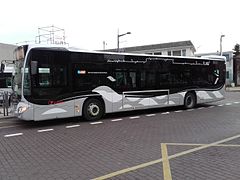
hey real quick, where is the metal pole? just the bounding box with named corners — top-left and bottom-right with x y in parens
top-left (117, 29), bottom-right (120, 52)
top-left (117, 30), bottom-right (131, 52)
top-left (220, 35), bottom-right (225, 56)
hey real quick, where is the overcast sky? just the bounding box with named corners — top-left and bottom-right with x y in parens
top-left (0, 0), bottom-right (239, 53)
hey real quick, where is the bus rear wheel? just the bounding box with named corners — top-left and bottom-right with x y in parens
top-left (184, 92), bottom-right (196, 109)
top-left (83, 98), bottom-right (104, 121)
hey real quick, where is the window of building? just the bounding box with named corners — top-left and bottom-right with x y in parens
top-left (168, 51), bottom-right (172, 56)
top-left (226, 71), bottom-right (230, 79)
top-left (182, 49), bottom-right (186, 56)
top-left (154, 52), bottom-right (162, 55)
top-left (173, 50), bottom-right (181, 56)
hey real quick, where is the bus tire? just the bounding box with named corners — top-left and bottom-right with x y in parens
top-left (83, 98), bottom-right (104, 121)
top-left (184, 92), bottom-right (196, 109)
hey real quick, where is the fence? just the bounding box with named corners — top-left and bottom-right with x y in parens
top-left (0, 91), bottom-right (15, 116)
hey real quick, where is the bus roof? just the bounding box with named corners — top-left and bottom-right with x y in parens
top-left (24, 44), bottom-right (226, 62)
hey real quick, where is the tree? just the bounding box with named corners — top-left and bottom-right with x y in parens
top-left (233, 43), bottom-right (240, 57)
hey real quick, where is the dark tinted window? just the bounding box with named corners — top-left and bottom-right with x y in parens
top-left (25, 49), bottom-right (69, 104)
top-left (0, 73), bottom-right (12, 88)
top-left (71, 52), bottom-right (110, 93)
top-left (114, 71), bottom-right (136, 91)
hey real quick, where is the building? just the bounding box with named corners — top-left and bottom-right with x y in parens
top-left (233, 54), bottom-right (240, 86)
top-left (0, 43), bottom-right (17, 61)
top-left (196, 51), bottom-right (234, 86)
top-left (105, 40), bottom-right (196, 57)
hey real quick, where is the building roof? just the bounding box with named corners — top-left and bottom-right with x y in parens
top-left (105, 40), bottom-right (196, 53)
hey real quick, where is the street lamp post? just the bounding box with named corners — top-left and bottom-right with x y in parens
top-left (220, 34), bottom-right (225, 56)
top-left (117, 30), bottom-right (131, 52)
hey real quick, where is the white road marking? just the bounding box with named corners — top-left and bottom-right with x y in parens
top-left (225, 103), bottom-right (232, 106)
top-left (90, 121), bottom-right (103, 125)
top-left (218, 104), bottom-right (224, 107)
top-left (0, 125), bottom-right (20, 129)
top-left (0, 121), bottom-right (13, 124)
top-left (197, 107), bottom-right (205, 110)
top-left (4, 133), bottom-right (23, 137)
top-left (208, 106), bottom-right (215, 108)
top-left (161, 112), bottom-right (170, 115)
top-left (174, 110), bottom-right (183, 113)
top-left (146, 114), bottom-right (156, 117)
top-left (111, 119), bottom-right (123, 122)
top-left (186, 109), bottom-right (194, 111)
top-left (234, 102), bottom-right (240, 104)
top-left (130, 116), bottom-right (140, 119)
top-left (66, 124), bottom-right (80, 128)
top-left (37, 129), bottom-right (54, 133)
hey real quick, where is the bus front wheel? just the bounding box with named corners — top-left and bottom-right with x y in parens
top-left (184, 92), bottom-right (196, 109)
top-left (83, 98), bottom-right (104, 121)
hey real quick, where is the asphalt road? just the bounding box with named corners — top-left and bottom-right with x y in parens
top-left (0, 92), bottom-right (240, 180)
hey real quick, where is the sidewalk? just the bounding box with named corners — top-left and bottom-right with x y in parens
top-left (226, 86), bottom-right (240, 92)
top-left (0, 107), bottom-right (14, 119)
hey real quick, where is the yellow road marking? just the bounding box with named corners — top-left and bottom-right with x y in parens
top-left (167, 134), bottom-right (240, 160)
top-left (92, 158), bottom-right (163, 180)
top-left (93, 134), bottom-right (240, 180)
top-left (161, 143), bottom-right (172, 180)
top-left (166, 143), bottom-right (240, 147)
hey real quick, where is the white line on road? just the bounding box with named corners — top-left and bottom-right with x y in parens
top-left (66, 124), bottom-right (80, 128)
top-left (174, 110), bottom-right (183, 113)
top-left (225, 103), bottom-right (232, 106)
top-left (4, 133), bottom-right (23, 137)
top-left (146, 114), bottom-right (156, 117)
top-left (186, 109), bottom-right (194, 111)
top-left (90, 121), bottom-right (103, 125)
top-left (37, 129), bottom-right (54, 133)
top-left (0, 125), bottom-right (20, 129)
top-left (197, 107), bottom-right (205, 110)
top-left (111, 119), bottom-right (123, 122)
top-left (161, 112), bottom-right (170, 115)
top-left (0, 121), bottom-right (13, 124)
top-left (130, 116), bottom-right (140, 119)
top-left (218, 104), bottom-right (224, 107)
top-left (234, 102), bottom-right (240, 104)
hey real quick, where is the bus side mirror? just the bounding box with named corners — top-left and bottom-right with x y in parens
top-left (0, 63), bottom-right (5, 73)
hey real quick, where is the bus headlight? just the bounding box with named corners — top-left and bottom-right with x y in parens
top-left (18, 106), bottom-right (28, 114)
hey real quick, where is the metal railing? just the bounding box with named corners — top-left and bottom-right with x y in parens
top-left (0, 91), bottom-right (18, 116)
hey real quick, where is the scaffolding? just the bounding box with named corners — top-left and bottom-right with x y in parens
top-left (35, 25), bottom-right (67, 45)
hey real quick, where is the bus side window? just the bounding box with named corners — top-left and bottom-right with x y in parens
top-left (129, 72), bottom-right (136, 88)
top-left (115, 72), bottom-right (125, 88)
top-left (115, 71), bottom-right (136, 91)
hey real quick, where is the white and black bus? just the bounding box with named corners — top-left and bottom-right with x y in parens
top-left (13, 45), bottom-right (226, 121)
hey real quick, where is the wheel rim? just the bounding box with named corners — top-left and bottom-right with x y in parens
top-left (87, 103), bottom-right (100, 117)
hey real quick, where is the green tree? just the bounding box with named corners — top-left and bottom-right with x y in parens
top-left (233, 43), bottom-right (240, 57)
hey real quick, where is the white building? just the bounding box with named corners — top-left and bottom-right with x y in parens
top-left (105, 40), bottom-right (196, 57)
top-left (0, 43), bottom-right (17, 61)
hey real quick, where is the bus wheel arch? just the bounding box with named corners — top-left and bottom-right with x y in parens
top-left (82, 97), bottom-right (105, 121)
top-left (184, 91), bottom-right (196, 109)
